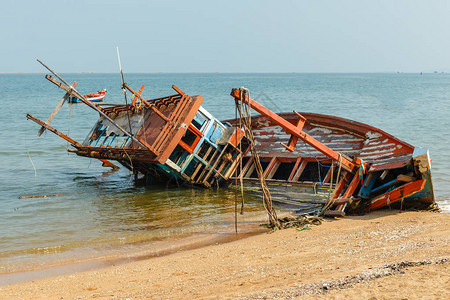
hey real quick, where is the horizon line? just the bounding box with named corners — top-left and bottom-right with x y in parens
top-left (0, 71), bottom-right (448, 75)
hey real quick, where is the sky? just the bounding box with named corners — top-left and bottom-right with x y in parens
top-left (1, 0), bottom-right (449, 73)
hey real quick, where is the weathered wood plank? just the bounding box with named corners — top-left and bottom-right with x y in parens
top-left (397, 174), bottom-right (415, 182)
top-left (27, 113), bottom-right (82, 147)
top-left (288, 157), bottom-right (302, 181)
top-left (324, 209), bottom-right (346, 217)
top-left (292, 160), bottom-right (308, 181)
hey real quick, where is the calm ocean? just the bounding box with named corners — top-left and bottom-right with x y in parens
top-left (0, 73), bottom-right (449, 276)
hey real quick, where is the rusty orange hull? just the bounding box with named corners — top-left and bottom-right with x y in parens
top-left (226, 110), bottom-right (435, 215)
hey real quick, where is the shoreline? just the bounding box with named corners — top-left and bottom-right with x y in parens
top-left (0, 210), bottom-right (448, 298)
top-left (0, 222), bottom-right (268, 286)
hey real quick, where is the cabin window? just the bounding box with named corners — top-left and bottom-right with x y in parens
top-left (197, 141), bottom-right (216, 162)
top-left (178, 124), bottom-right (202, 153)
top-left (169, 145), bottom-right (190, 166)
top-left (208, 121), bottom-right (225, 144)
top-left (192, 111), bottom-right (208, 131)
top-left (183, 158), bottom-right (201, 178)
top-left (182, 129), bottom-right (197, 146)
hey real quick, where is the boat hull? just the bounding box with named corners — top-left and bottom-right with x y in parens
top-left (68, 91), bottom-right (107, 103)
top-left (226, 112), bottom-right (435, 215)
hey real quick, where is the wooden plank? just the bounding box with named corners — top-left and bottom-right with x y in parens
top-left (131, 84), bottom-right (145, 106)
top-left (292, 160), bottom-right (308, 181)
top-left (197, 146), bottom-right (221, 181)
top-left (358, 173), bottom-right (378, 198)
top-left (190, 161), bottom-right (204, 181)
top-left (244, 163), bottom-right (256, 178)
top-left (324, 210), bottom-right (346, 217)
top-left (370, 179), bottom-right (426, 210)
top-left (263, 157), bottom-right (277, 179)
top-left (333, 197), bottom-right (353, 205)
top-left (27, 113), bottom-right (82, 147)
top-left (224, 154), bottom-right (242, 179)
top-left (202, 145), bottom-right (229, 184)
top-left (38, 81), bottom-right (78, 136)
top-left (364, 173), bottom-right (374, 187)
top-left (216, 161), bottom-right (226, 174)
top-left (342, 173), bottom-right (361, 198)
top-left (397, 174), bottom-right (415, 182)
top-left (99, 159), bottom-right (119, 169)
top-left (288, 157), bottom-right (302, 181)
top-left (335, 173), bottom-right (361, 212)
top-left (202, 145), bottom-right (213, 161)
top-left (371, 178), bottom-right (400, 194)
top-left (241, 157), bottom-right (254, 177)
top-left (172, 85), bottom-right (185, 95)
top-left (280, 112), bottom-right (305, 152)
top-left (266, 159), bottom-right (280, 179)
top-left (331, 172), bottom-right (351, 200)
top-left (323, 163), bottom-right (333, 184)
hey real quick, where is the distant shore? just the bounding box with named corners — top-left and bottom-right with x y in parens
top-left (0, 210), bottom-right (448, 299)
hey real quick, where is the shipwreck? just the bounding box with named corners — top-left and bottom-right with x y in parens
top-left (27, 61), bottom-right (435, 218)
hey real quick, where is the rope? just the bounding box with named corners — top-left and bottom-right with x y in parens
top-left (67, 103), bottom-right (72, 151)
top-left (122, 146), bottom-right (135, 186)
top-left (316, 158), bottom-right (322, 189)
top-left (122, 88), bottom-right (133, 136)
top-left (318, 153), bottom-right (342, 216)
top-left (234, 103), bottom-right (238, 233)
top-left (233, 104), bottom-right (243, 233)
top-left (25, 124), bottom-right (37, 177)
top-left (68, 103), bottom-right (72, 135)
top-left (264, 215), bottom-right (323, 230)
top-left (26, 146), bottom-right (37, 177)
top-left (236, 87), bottom-right (280, 228)
top-left (238, 104), bottom-right (245, 214)
top-left (234, 174), bottom-right (238, 233)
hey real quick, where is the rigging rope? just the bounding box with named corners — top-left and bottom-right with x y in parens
top-left (318, 153), bottom-right (343, 216)
top-left (236, 87), bottom-right (280, 228)
top-left (234, 104), bottom-right (239, 233)
top-left (26, 146), bottom-right (37, 177)
top-left (238, 103), bottom-right (245, 214)
top-left (67, 103), bottom-right (72, 151)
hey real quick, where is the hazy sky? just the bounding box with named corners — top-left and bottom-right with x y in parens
top-left (1, 0), bottom-right (449, 73)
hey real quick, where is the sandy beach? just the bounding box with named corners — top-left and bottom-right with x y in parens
top-left (0, 210), bottom-right (448, 299)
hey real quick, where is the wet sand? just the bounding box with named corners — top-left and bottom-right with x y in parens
top-left (0, 210), bottom-right (448, 299)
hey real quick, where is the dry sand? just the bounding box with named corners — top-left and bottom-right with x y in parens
top-left (0, 210), bottom-right (448, 299)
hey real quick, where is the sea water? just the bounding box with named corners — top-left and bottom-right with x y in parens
top-left (0, 73), bottom-right (449, 277)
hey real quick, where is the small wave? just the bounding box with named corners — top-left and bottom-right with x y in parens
top-left (436, 197), bottom-right (450, 213)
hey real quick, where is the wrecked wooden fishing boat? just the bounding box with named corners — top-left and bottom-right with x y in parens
top-left (26, 60), bottom-right (435, 217)
top-left (227, 88), bottom-right (435, 216)
top-left (27, 60), bottom-right (250, 188)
